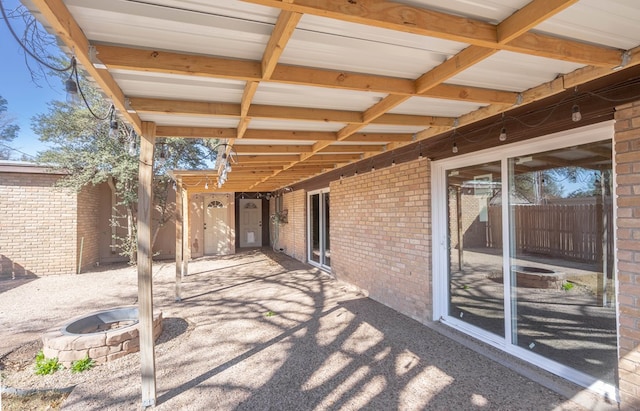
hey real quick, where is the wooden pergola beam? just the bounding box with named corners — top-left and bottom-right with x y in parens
top-left (241, 0), bottom-right (622, 67)
top-left (94, 45), bottom-right (521, 104)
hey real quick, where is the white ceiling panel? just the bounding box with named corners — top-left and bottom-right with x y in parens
top-left (448, 51), bottom-right (585, 92)
top-left (248, 119), bottom-right (345, 132)
top-left (111, 70), bottom-right (245, 103)
top-left (535, 0), bottom-right (640, 50)
top-left (397, 0), bottom-right (531, 24)
top-left (359, 124), bottom-right (426, 134)
top-left (66, 0), bottom-right (273, 60)
top-left (137, 114), bottom-right (238, 128)
top-left (331, 141), bottom-right (387, 146)
top-left (390, 97), bottom-right (485, 117)
top-left (281, 14), bottom-right (466, 78)
top-left (145, 0), bottom-right (279, 22)
top-left (234, 139), bottom-right (313, 146)
top-left (254, 82), bottom-right (386, 111)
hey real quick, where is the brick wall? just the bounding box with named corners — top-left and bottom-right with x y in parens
top-left (0, 171), bottom-right (78, 276)
top-left (76, 183), bottom-right (103, 271)
top-left (330, 158), bottom-right (432, 323)
top-left (614, 101), bottom-right (640, 408)
top-left (276, 190), bottom-right (306, 261)
top-left (449, 188), bottom-right (489, 249)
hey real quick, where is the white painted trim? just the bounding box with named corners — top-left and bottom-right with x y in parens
top-left (307, 187), bottom-right (330, 270)
top-left (431, 162), bottom-right (448, 321)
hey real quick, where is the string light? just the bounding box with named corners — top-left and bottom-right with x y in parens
top-left (108, 106), bottom-right (119, 140)
top-left (127, 138), bottom-right (136, 156)
top-left (156, 143), bottom-right (168, 166)
top-left (212, 143), bottom-right (237, 189)
top-left (571, 104), bottom-right (582, 122)
top-left (499, 126), bottom-right (507, 142)
top-left (65, 72), bottom-right (81, 105)
top-left (499, 113), bottom-right (507, 141)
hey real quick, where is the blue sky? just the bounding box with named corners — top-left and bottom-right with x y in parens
top-left (1, 0), bottom-right (65, 159)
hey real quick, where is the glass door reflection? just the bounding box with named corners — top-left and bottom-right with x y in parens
top-left (447, 161), bottom-right (505, 337)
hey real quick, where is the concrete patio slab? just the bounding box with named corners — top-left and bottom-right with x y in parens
top-left (0, 250), bottom-right (611, 410)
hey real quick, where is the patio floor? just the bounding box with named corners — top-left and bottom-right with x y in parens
top-left (0, 249), bottom-right (614, 410)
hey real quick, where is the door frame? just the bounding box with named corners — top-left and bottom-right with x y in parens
top-left (431, 120), bottom-right (617, 399)
top-left (238, 198), bottom-right (263, 248)
top-left (203, 194), bottom-right (231, 255)
top-left (307, 188), bottom-right (330, 270)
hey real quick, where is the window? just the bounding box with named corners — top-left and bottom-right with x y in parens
top-left (432, 121), bottom-right (617, 399)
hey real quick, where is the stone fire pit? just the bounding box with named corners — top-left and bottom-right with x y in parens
top-left (514, 265), bottom-right (565, 289)
top-left (42, 306), bottom-right (163, 366)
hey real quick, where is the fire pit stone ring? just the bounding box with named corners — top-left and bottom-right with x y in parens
top-left (41, 306), bottom-right (162, 366)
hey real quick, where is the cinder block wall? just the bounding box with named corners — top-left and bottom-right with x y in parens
top-left (277, 190), bottom-right (306, 261)
top-left (330, 158), bottom-right (432, 323)
top-left (0, 171), bottom-right (77, 276)
top-left (614, 102), bottom-right (640, 408)
top-left (77, 183), bottom-right (102, 272)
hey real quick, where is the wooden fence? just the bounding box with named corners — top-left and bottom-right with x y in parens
top-left (487, 202), bottom-right (613, 264)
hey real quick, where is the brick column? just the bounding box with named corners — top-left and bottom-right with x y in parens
top-left (614, 101), bottom-right (640, 407)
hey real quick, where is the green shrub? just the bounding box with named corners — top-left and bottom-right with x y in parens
top-left (34, 350), bottom-right (63, 375)
top-left (71, 356), bottom-right (95, 373)
top-left (561, 281), bottom-right (574, 291)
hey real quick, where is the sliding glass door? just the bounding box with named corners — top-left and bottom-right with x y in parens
top-left (433, 122), bottom-right (617, 397)
top-left (447, 161), bottom-right (505, 338)
top-left (308, 189), bottom-right (330, 269)
top-left (508, 145), bottom-right (616, 385)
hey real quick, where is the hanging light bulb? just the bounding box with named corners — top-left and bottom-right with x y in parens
top-left (157, 144), bottom-right (167, 167)
top-left (107, 106), bottom-right (119, 140)
top-left (128, 139), bottom-right (137, 156)
top-left (109, 120), bottom-right (119, 140)
top-left (499, 127), bottom-right (507, 142)
top-left (65, 58), bottom-right (81, 105)
top-left (452, 142), bottom-right (458, 154)
top-left (571, 104), bottom-right (582, 122)
top-left (65, 76), bottom-right (81, 105)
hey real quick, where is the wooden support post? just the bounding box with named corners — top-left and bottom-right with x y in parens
top-left (182, 189), bottom-right (190, 276)
top-left (137, 122), bottom-right (156, 408)
top-left (175, 181), bottom-right (183, 302)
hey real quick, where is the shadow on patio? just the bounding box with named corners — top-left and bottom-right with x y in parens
top-left (56, 249), bottom-right (588, 410)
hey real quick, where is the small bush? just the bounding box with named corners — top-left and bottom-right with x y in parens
top-left (71, 356), bottom-right (95, 373)
top-left (561, 281), bottom-right (574, 291)
top-left (265, 310), bottom-right (276, 317)
top-left (34, 350), bottom-right (63, 375)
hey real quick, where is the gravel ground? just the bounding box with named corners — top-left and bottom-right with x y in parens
top-left (0, 249), bottom-right (606, 410)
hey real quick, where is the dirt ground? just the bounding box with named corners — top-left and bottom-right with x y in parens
top-left (0, 249), bottom-right (618, 410)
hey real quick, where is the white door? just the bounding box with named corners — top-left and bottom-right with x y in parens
top-left (204, 196), bottom-right (229, 255)
top-left (239, 199), bottom-right (262, 247)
